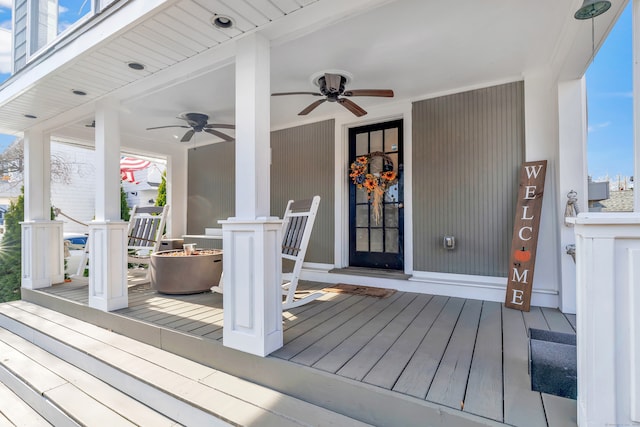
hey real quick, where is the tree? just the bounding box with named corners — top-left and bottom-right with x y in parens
top-left (0, 139), bottom-right (75, 189)
top-left (155, 171), bottom-right (166, 207)
top-left (0, 189), bottom-right (24, 302)
top-left (0, 189), bottom-right (58, 301)
top-left (121, 184), bottom-right (130, 221)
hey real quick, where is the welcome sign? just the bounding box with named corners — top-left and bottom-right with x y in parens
top-left (505, 160), bottom-right (547, 312)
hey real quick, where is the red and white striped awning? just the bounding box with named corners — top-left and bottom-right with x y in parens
top-left (120, 157), bottom-right (151, 184)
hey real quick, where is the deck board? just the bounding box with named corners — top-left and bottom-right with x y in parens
top-left (279, 296), bottom-right (365, 348)
top-left (463, 301), bottom-right (503, 422)
top-left (336, 294), bottom-right (432, 381)
top-left (426, 299), bottom-right (482, 409)
top-left (274, 295), bottom-right (381, 360)
top-left (522, 306), bottom-right (549, 334)
top-left (502, 305), bottom-right (547, 427)
top-left (312, 292), bottom-right (418, 374)
top-left (362, 295), bottom-right (449, 390)
top-left (34, 279), bottom-right (578, 427)
top-left (542, 394), bottom-right (578, 427)
top-left (289, 292), bottom-right (404, 366)
top-left (564, 313), bottom-right (577, 332)
top-left (392, 297), bottom-right (464, 398)
top-left (541, 307), bottom-right (575, 334)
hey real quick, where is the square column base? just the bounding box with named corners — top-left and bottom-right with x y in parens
top-left (21, 221), bottom-right (64, 289)
top-left (220, 218), bottom-right (283, 356)
top-left (88, 221), bottom-right (128, 311)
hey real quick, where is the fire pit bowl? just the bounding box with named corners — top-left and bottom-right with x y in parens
top-left (150, 249), bottom-right (223, 294)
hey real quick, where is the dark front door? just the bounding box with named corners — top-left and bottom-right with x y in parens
top-left (349, 119), bottom-right (404, 270)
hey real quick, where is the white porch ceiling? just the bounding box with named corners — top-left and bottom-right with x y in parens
top-left (0, 0), bottom-right (626, 150)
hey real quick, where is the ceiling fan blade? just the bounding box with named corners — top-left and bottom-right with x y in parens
top-left (343, 89), bottom-right (394, 97)
top-left (271, 92), bottom-right (323, 96)
top-left (298, 99), bottom-right (327, 115)
top-left (324, 73), bottom-right (343, 92)
top-left (204, 123), bottom-right (235, 129)
top-left (338, 98), bottom-right (367, 117)
top-left (146, 125), bottom-right (190, 130)
top-left (181, 129), bottom-right (195, 142)
top-left (204, 128), bottom-right (235, 142)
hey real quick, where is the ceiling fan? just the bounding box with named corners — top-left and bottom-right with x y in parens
top-left (272, 72), bottom-right (394, 117)
top-left (146, 112), bottom-right (235, 142)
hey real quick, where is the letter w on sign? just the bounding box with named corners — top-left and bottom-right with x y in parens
top-left (505, 160), bottom-right (547, 312)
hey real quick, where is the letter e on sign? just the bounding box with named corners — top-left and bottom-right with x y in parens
top-left (505, 160), bottom-right (547, 312)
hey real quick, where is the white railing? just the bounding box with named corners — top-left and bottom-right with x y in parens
top-left (570, 212), bottom-right (640, 426)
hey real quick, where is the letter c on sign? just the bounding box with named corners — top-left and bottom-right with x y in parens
top-left (518, 226), bottom-right (533, 241)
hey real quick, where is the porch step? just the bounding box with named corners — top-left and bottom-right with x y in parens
top-left (0, 301), bottom-right (369, 427)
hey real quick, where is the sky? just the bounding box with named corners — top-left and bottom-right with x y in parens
top-left (0, 2), bottom-right (635, 179)
top-left (585, 2), bottom-right (634, 180)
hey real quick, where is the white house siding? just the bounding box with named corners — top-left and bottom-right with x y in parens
top-left (50, 142), bottom-right (96, 234)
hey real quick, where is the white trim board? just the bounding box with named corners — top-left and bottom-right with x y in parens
top-left (299, 265), bottom-right (560, 309)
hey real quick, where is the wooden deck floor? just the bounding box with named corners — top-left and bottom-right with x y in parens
top-left (38, 279), bottom-right (577, 427)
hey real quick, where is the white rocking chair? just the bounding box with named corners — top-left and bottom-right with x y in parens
top-left (281, 195), bottom-right (322, 310)
top-left (211, 196), bottom-right (322, 310)
top-left (126, 205), bottom-right (169, 280)
top-left (74, 205), bottom-right (169, 279)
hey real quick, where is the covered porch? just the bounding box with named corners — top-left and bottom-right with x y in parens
top-left (21, 278), bottom-right (577, 427)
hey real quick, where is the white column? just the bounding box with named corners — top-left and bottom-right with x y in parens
top-left (571, 213), bottom-right (640, 426)
top-left (556, 78), bottom-right (589, 314)
top-left (22, 129), bottom-right (64, 288)
top-left (523, 71), bottom-right (562, 308)
top-left (220, 33), bottom-right (283, 356)
top-left (89, 99), bottom-right (128, 311)
top-left (166, 149), bottom-right (188, 237)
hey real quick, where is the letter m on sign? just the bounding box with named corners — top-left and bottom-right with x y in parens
top-left (505, 160), bottom-right (547, 312)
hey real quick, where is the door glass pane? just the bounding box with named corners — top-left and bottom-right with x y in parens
top-left (356, 133), bottom-right (368, 156)
top-left (356, 228), bottom-right (369, 251)
top-left (370, 130), bottom-right (383, 152)
top-left (386, 229), bottom-right (399, 253)
top-left (388, 153), bottom-right (398, 171)
top-left (356, 187), bottom-right (369, 203)
top-left (385, 204), bottom-right (399, 227)
top-left (356, 205), bottom-right (369, 227)
top-left (370, 228), bottom-right (383, 252)
top-left (385, 128), bottom-right (398, 152)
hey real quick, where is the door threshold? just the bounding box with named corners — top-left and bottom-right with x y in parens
top-left (329, 266), bottom-right (411, 280)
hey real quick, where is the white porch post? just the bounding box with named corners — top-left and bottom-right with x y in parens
top-left (88, 99), bottom-right (128, 311)
top-left (220, 33), bottom-right (283, 356)
top-left (21, 129), bottom-right (64, 289)
top-left (557, 78), bottom-right (589, 314)
top-left (571, 214), bottom-right (640, 426)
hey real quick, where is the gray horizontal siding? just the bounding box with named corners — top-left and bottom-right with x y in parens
top-left (412, 81), bottom-right (524, 277)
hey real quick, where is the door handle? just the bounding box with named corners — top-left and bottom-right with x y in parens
top-left (398, 203), bottom-right (404, 209)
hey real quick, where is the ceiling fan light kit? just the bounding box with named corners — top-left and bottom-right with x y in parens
top-left (146, 112), bottom-right (235, 143)
top-left (272, 71), bottom-right (394, 117)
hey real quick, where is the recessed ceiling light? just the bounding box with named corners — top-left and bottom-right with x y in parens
top-left (24, 114), bottom-right (37, 119)
top-left (211, 14), bottom-right (234, 29)
top-left (72, 89), bottom-right (87, 96)
top-left (127, 62), bottom-right (145, 71)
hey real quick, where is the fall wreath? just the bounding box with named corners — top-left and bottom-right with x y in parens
top-left (349, 151), bottom-right (397, 224)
